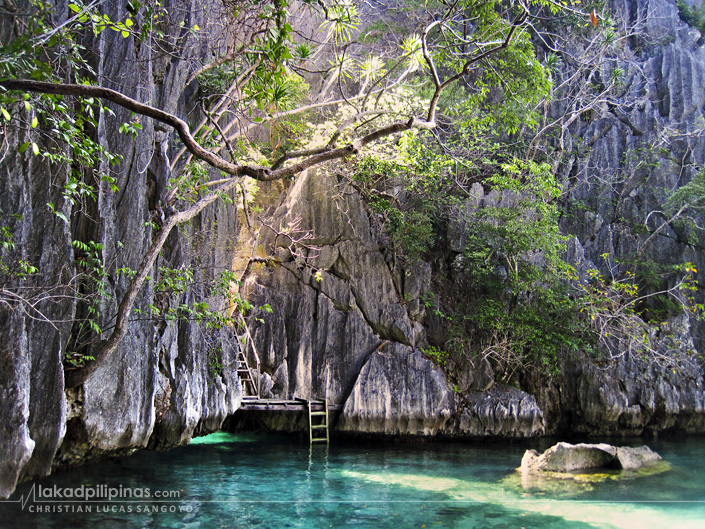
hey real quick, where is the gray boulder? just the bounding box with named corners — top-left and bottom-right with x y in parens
top-left (614, 445), bottom-right (663, 470)
top-left (520, 442), bottom-right (661, 473)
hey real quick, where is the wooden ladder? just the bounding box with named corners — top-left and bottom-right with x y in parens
top-left (236, 351), bottom-right (259, 399)
top-left (307, 399), bottom-right (329, 444)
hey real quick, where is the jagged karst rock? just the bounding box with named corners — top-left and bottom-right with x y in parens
top-left (523, 334), bottom-right (705, 436)
top-left (456, 385), bottom-right (545, 438)
top-left (336, 348), bottom-right (544, 438)
top-left (543, 0), bottom-right (705, 435)
top-left (519, 442), bottom-right (662, 473)
top-left (241, 169), bottom-right (423, 409)
top-left (338, 344), bottom-right (455, 436)
top-left (558, 0), bottom-right (705, 351)
top-left (48, 0), bottom-right (244, 468)
top-left (239, 169), bottom-right (546, 440)
top-left (0, 312), bottom-right (35, 498)
top-left (455, 356), bottom-right (495, 393)
top-left (399, 259), bottom-right (432, 322)
top-left (0, 0), bottom-right (244, 496)
top-left (3, 0), bottom-right (705, 502)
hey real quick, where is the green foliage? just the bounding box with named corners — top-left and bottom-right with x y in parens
top-left (359, 20), bottom-right (404, 43)
top-left (207, 345), bottom-right (225, 376)
top-left (0, 210), bottom-right (37, 280)
top-left (463, 285), bottom-right (588, 375)
top-left (320, 0), bottom-right (360, 45)
top-left (664, 168), bottom-right (705, 231)
top-left (64, 240), bottom-right (111, 366)
top-left (353, 141), bottom-right (449, 261)
top-left (676, 0), bottom-right (705, 38)
top-left (231, 0), bottom-right (314, 113)
top-left (463, 161), bottom-right (567, 288)
top-left (420, 0), bottom-right (552, 136)
top-left (615, 256), bottom-right (700, 323)
top-left (64, 352), bottom-right (96, 369)
top-left (136, 266), bottom-right (272, 332)
top-left (451, 162), bottom-right (583, 375)
top-left (421, 345), bottom-right (449, 368)
top-left (0, 2), bottom-right (125, 234)
top-left (118, 115), bottom-right (143, 139)
top-left (169, 160), bottom-right (210, 203)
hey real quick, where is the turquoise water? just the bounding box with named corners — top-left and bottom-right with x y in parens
top-left (3, 433), bottom-right (705, 528)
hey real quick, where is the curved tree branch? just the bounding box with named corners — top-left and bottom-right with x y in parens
top-left (1, 6), bottom-right (529, 387)
top-left (0, 79), bottom-right (273, 180)
top-left (65, 174), bottom-right (244, 388)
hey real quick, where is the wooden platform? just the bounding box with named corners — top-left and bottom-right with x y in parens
top-left (239, 398), bottom-right (343, 412)
top-left (235, 352), bottom-right (337, 442)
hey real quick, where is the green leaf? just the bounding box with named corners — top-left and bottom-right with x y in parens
top-left (24, 101), bottom-right (31, 112)
top-left (18, 142), bottom-right (29, 153)
top-left (1, 107), bottom-right (10, 121)
top-left (31, 117), bottom-right (38, 128)
top-left (49, 203), bottom-right (68, 224)
top-left (122, 30), bottom-right (130, 38)
top-left (32, 142), bottom-right (39, 156)
top-left (193, 23), bottom-right (200, 31)
top-left (68, 3), bottom-right (81, 13)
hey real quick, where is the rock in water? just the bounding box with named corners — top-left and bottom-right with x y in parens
top-left (613, 446), bottom-right (662, 470)
top-left (519, 442), bottom-right (662, 473)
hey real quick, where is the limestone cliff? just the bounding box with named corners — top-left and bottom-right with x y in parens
top-left (233, 0), bottom-right (705, 441)
top-left (1, 0), bottom-right (705, 503)
top-left (0, 0), bottom-right (242, 498)
top-left (233, 168), bottom-right (546, 438)
top-left (538, 0), bottom-right (705, 435)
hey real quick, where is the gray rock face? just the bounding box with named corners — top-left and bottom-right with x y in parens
top-left (512, 0), bottom-right (705, 436)
top-left (614, 445), bottom-right (663, 469)
top-left (338, 346), bottom-right (544, 438)
top-left (456, 386), bottom-right (545, 438)
top-left (0, 0), bottom-right (243, 497)
top-left (558, 0), bottom-right (705, 350)
top-left (0, 313), bottom-right (35, 498)
top-left (338, 344), bottom-right (455, 436)
top-left (520, 442), bottom-right (661, 473)
top-left (521, 443), bottom-right (617, 473)
top-left (242, 169), bottom-right (425, 407)
top-left (456, 356), bottom-right (494, 393)
top-left (523, 338), bottom-right (705, 436)
top-left (239, 169), bottom-right (545, 439)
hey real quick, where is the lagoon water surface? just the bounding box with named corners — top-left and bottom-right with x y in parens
top-left (3, 433), bottom-right (705, 528)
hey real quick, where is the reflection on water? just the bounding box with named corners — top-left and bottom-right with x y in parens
top-left (2, 433), bottom-right (705, 528)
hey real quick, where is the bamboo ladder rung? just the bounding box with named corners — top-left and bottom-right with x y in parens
top-left (306, 398), bottom-right (330, 444)
top-left (236, 351), bottom-right (259, 399)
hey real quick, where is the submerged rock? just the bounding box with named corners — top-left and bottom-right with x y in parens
top-left (519, 442), bottom-right (662, 473)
